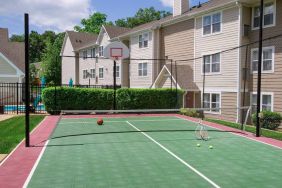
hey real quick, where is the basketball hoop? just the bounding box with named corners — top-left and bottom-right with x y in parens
top-left (104, 41), bottom-right (129, 61)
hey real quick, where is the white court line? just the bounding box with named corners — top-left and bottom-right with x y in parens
top-left (0, 117), bottom-right (48, 167)
top-left (176, 116), bottom-right (282, 150)
top-left (22, 140), bottom-right (50, 188)
top-left (126, 121), bottom-right (220, 188)
top-left (59, 118), bottom-right (184, 124)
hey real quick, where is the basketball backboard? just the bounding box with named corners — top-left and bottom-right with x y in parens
top-left (104, 41), bottom-right (130, 60)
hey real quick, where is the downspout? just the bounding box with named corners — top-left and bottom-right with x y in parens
top-left (236, 1), bottom-right (242, 123)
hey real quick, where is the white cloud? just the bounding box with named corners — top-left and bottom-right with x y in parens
top-left (159, 0), bottom-right (173, 7)
top-left (0, 0), bottom-right (92, 32)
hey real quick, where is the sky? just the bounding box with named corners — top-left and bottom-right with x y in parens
top-left (0, 0), bottom-right (207, 36)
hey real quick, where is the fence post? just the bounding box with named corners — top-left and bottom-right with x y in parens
top-left (17, 83), bottom-right (19, 114)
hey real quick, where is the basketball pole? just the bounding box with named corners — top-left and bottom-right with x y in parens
top-left (256, 0), bottom-right (264, 137)
top-left (24, 13), bottom-right (30, 147)
top-left (113, 60), bottom-right (117, 110)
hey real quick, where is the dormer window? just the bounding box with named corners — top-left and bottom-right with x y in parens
top-left (99, 46), bottom-right (104, 57)
top-left (82, 50), bottom-right (87, 60)
top-left (252, 2), bottom-right (275, 29)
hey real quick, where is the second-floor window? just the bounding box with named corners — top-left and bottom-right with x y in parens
top-left (203, 12), bottom-right (221, 35)
top-left (116, 65), bottom-right (120, 78)
top-left (99, 46), bottom-right (104, 57)
top-left (99, 68), bottom-right (104, 79)
top-left (251, 47), bottom-right (274, 73)
top-left (91, 48), bottom-right (96, 58)
top-left (253, 2), bottom-right (275, 29)
top-left (203, 53), bottom-right (220, 74)
top-left (252, 93), bottom-right (273, 111)
top-left (90, 68), bottom-right (95, 78)
top-left (138, 63), bottom-right (148, 76)
top-left (203, 93), bottom-right (220, 112)
top-left (139, 33), bottom-right (149, 48)
top-left (83, 50), bottom-right (87, 60)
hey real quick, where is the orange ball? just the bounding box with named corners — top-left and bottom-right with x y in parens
top-left (97, 118), bottom-right (104, 125)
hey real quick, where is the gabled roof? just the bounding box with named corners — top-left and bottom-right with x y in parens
top-left (103, 25), bottom-right (131, 39)
top-left (66, 31), bottom-right (98, 51)
top-left (0, 28), bottom-right (25, 73)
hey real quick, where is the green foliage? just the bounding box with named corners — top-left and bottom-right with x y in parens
top-left (252, 111), bottom-right (282, 130)
top-left (42, 33), bottom-right (64, 85)
top-left (205, 118), bottom-right (282, 141)
top-left (42, 87), bottom-right (114, 114)
top-left (116, 88), bottom-right (184, 109)
top-left (180, 108), bottom-right (201, 118)
top-left (10, 34), bottom-right (24, 42)
top-left (0, 115), bottom-right (45, 153)
top-left (115, 7), bottom-right (171, 28)
top-left (29, 63), bottom-right (37, 84)
top-left (74, 12), bottom-right (113, 34)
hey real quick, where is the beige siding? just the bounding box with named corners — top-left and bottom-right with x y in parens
top-left (130, 31), bottom-right (153, 88)
top-left (0, 54), bottom-right (17, 75)
top-left (194, 7), bottom-right (240, 90)
top-left (246, 0), bottom-right (282, 113)
top-left (61, 37), bottom-right (77, 84)
top-left (0, 77), bottom-right (20, 83)
top-left (205, 92), bottom-right (237, 122)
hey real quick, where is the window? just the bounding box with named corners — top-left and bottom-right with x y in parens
top-left (203, 12), bottom-right (221, 35)
top-left (138, 63), bottom-right (148, 76)
top-left (83, 70), bottom-right (88, 79)
top-left (203, 93), bottom-right (220, 112)
top-left (116, 65), bottom-right (120, 78)
top-left (90, 69), bottom-right (95, 78)
top-left (139, 33), bottom-right (149, 48)
top-left (252, 93), bottom-right (273, 111)
top-left (99, 46), bottom-right (104, 57)
top-left (251, 47), bottom-right (274, 72)
top-left (253, 2), bottom-right (275, 28)
top-left (99, 68), bottom-right (104, 79)
top-left (91, 48), bottom-right (96, 58)
top-left (82, 50), bottom-right (87, 60)
top-left (203, 53), bottom-right (220, 73)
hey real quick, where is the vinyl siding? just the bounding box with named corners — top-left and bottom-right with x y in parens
top-left (194, 7), bottom-right (240, 90)
top-left (61, 37), bottom-right (77, 84)
top-left (246, 0), bottom-right (282, 113)
top-left (129, 31), bottom-right (153, 88)
top-left (0, 54), bottom-right (17, 75)
top-left (0, 77), bottom-right (20, 83)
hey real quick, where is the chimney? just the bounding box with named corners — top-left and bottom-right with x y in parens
top-left (173, 0), bottom-right (189, 17)
top-left (0, 28), bottom-right (9, 43)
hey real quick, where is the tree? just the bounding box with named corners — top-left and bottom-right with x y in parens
top-left (74, 12), bottom-right (113, 34)
top-left (29, 63), bottom-right (37, 84)
top-left (115, 7), bottom-right (171, 28)
top-left (42, 33), bottom-right (64, 85)
top-left (10, 34), bottom-right (24, 42)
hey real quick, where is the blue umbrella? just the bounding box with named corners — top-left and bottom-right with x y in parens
top-left (69, 78), bottom-right (73, 87)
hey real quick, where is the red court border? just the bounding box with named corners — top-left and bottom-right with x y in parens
top-left (0, 114), bottom-right (281, 188)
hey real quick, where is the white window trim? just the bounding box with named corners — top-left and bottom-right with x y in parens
top-left (91, 48), bottom-right (96, 58)
top-left (82, 69), bottom-right (88, 79)
top-left (251, 46), bottom-right (275, 74)
top-left (90, 68), bottom-right (95, 79)
top-left (98, 67), bottom-right (104, 79)
top-left (251, 92), bottom-right (274, 111)
top-left (99, 46), bottom-right (104, 57)
top-left (202, 11), bottom-right (223, 37)
top-left (138, 32), bottom-right (149, 49)
top-left (116, 65), bottom-right (120, 78)
top-left (138, 62), bottom-right (148, 77)
top-left (202, 92), bottom-right (221, 114)
top-left (201, 52), bottom-right (222, 75)
top-left (82, 50), bottom-right (88, 60)
top-left (251, 0), bottom-right (276, 30)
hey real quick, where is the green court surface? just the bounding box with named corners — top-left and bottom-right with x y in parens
top-left (27, 116), bottom-right (282, 188)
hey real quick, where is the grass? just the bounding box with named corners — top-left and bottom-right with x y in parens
top-left (0, 115), bottom-right (45, 154)
top-left (205, 118), bottom-right (282, 141)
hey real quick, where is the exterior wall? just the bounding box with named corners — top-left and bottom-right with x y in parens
top-left (245, 0), bottom-right (282, 114)
top-left (0, 55), bottom-right (17, 75)
top-left (194, 7), bottom-right (240, 90)
top-left (129, 31), bottom-right (153, 88)
top-left (78, 31), bottom-right (121, 86)
top-left (0, 77), bottom-right (20, 83)
top-left (61, 37), bottom-right (77, 84)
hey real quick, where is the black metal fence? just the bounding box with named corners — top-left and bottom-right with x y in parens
top-left (0, 83), bottom-right (120, 114)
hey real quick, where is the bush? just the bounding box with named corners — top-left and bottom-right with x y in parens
top-left (42, 87), bottom-right (114, 114)
top-left (252, 111), bottom-right (282, 130)
top-left (180, 108), bottom-right (201, 118)
top-left (116, 88), bottom-right (184, 109)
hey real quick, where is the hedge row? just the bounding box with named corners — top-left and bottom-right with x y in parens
top-left (42, 87), bottom-right (184, 114)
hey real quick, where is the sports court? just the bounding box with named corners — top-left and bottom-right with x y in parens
top-left (20, 113), bottom-right (282, 188)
